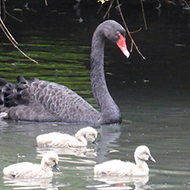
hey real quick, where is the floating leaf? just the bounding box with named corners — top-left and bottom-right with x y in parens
top-left (109, 150), bottom-right (120, 153)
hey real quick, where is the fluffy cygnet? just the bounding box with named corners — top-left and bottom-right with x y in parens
top-left (94, 145), bottom-right (156, 176)
top-left (36, 126), bottom-right (98, 147)
top-left (3, 151), bottom-right (59, 178)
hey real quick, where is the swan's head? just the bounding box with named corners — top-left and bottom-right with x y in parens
top-left (41, 151), bottom-right (60, 171)
top-left (99, 20), bottom-right (130, 58)
top-left (134, 145), bottom-right (156, 163)
top-left (76, 126), bottom-right (98, 144)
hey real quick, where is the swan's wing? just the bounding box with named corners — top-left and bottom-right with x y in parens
top-left (29, 80), bottom-right (98, 118)
top-left (6, 80), bottom-right (100, 122)
top-left (36, 132), bottom-right (83, 147)
top-left (4, 162), bottom-right (53, 178)
top-left (8, 101), bottom-right (57, 122)
top-left (3, 162), bottom-right (35, 178)
top-left (94, 160), bottom-right (136, 176)
top-left (37, 132), bottom-right (61, 146)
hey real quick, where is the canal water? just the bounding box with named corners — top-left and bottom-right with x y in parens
top-left (0, 2), bottom-right (190, 189)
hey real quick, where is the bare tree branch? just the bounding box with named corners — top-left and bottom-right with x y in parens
top-left (116, 0), bottom-right (146, 60)
top-left (0, 0), bottom-right (38, 64)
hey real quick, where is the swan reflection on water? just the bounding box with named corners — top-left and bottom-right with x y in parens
top-left (37, 145), bottom-right (97, 157)
top-left (3, 177), bottom-right (53, 189)
top-left (90, 175), bottom-right (149, 190)
top-left (36, 146), bottom-right (97, 183)
top-left (3, 176), bottom-right (70, 190)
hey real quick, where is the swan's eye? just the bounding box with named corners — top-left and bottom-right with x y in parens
top-left (117, 31), bottom-right (126, 37)
top-left (120, 30), bottom-right (126, 38)
top-left (122, 32), bottom-right (126, 38)
top-left (112, 36), bottom-right (119, 43)
top-left (116, 31), bottom-right (120, 37)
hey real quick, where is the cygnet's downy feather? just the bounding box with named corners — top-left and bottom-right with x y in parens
top-left (94, 145), bottom-right (156, 176)
top-left (3, 151), bottom-right (59, 178)
top-left (36, 126), bottom-right (98, 147)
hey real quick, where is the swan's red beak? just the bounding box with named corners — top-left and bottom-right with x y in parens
top-left (117, 32), bottom-right (130, 58)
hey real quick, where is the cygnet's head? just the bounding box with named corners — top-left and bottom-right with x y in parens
top-left (41, 151), bottom-right (60, 171)
top-left (134, 145), bottom-right (156, 163)
top-left (86, 127), bottom-right (98, 144)
top-left (77, 127), bottom-right (98, 144)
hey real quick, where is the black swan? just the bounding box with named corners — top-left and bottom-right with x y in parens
top-left (0, 20), bottom-right (130, 124)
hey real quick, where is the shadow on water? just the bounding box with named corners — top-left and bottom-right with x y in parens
top-left (0, 2), bottom-right (190, 190)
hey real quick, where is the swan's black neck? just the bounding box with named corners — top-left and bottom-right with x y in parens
top-left (90, 29), bottom-right (121, 124)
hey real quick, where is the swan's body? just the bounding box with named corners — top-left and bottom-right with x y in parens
top-left (36, 126), bottom-right (98, 147)
top-left (0, 20), bottom-right (129, 124)
top-left (94, 145), bottom-right (156, 176)
top-left (3, 151), bottom-right (59, 178)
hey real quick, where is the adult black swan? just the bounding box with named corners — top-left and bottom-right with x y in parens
top-left (0, 20), bottom-right (130, 124)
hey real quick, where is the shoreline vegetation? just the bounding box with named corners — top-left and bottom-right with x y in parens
top-left (0, 0), bottom-right (189, 63)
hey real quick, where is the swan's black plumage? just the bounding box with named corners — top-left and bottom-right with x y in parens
top-left (0, 20), bottom-right (129, 124)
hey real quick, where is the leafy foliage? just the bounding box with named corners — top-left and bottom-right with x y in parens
top-left (98, 0), bottom-right (109, 4)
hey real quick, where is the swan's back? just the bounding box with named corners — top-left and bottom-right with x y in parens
top-left (94, 160), bottom-right (137, 176)
top-left (37, 132), bottom-right (80, 147)
top-left (3, 162), bottom-right (53, 178)
top-left (4, 162), bottom-right (35, 178)
top-left (0, 77), bottom-right (100, 122)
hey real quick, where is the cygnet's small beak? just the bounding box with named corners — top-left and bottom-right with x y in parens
top-left (54, 163), bottom-right (60, 171)
top-left (92, 139), bottom-right (98, 145)
top-left (149, 155), bottom-right (156, 163)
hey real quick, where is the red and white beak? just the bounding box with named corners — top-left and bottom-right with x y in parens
top-left (117, 32), bottom-right (130, 58)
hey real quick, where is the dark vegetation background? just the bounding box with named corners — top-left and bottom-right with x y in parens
top-left (0, 0), bottom-right (190, 97)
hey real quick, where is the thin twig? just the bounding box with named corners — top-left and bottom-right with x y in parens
top-left (182, 0), bottom-right (190, 8)
top-left (130, 27), bottom-right (142, 34)
top-left (103, 0), bottom-right (114, 19)
top-left (44, 0), bottom-right (48, 6)
top-left (0, 17), bottom-right (38, 63)
top-left (116, 0), bottom-right (146, 60)
top-left (2, 0), bottom-right (6, 20)
top-left (6, 11), bottom-right (22, 23)
top-left (0, 0), bottom-right (1, 16)
top-left (0, 17), bottom-right (18, 44)
top-left (140, 0), bottom-right (148, 30)
top-left (97, 3), bottom-right (103, 14)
